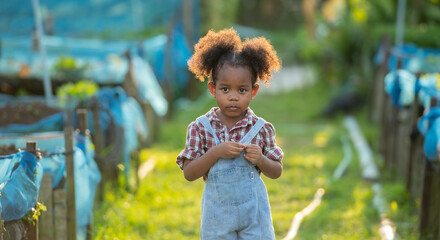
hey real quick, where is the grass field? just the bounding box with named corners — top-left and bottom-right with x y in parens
top-left (93, 78), bottom-right (419, 239)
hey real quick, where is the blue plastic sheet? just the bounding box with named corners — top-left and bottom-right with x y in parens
top-left (94, 87), bottom-right (148, 178)
top-left (416, 74), bottom-right (440, 109)
top-left (142, 22), bottom-right (192, 98)
top-left (131, 56), bottom-right (168, 117)
top-left (374, 44), bottom-right (440, 73)
top-left (0, 112), bottom-right (64, 134)
top-left (0, 151), bottom-right (43, 221)
top-left (384, 69), bottom-right (416, 108)
top-left (418, 107), bottom-right (440, 161)
top-left (0, 0), bottom-right (188, 37)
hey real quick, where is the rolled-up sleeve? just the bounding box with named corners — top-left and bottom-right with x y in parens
top-left (261, 122), bottom-right (283, 162)
top-left (176, 121), bottom-right (205, 169)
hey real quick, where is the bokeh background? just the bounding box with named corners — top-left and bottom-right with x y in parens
top-left (1, 0), bottom-right (440, 239)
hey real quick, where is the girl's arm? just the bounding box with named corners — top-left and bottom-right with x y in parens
top-left (183, 141), bottom-right (245, 181)
top-left (255, 155), bottom-right (282, 179)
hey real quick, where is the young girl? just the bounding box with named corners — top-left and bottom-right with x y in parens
top-left (176, 28), bottom-right (283, 239)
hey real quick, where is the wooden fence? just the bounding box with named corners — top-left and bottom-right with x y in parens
top-left (373, 36), bottom-right (440, 239)
top-left (1, 109), bottom-right (87, 240)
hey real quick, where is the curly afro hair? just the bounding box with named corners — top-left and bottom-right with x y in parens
top-left (187, 28), bottom-right (281, 86)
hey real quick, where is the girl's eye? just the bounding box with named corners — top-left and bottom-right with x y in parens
top-left (221, 88), bottom-right (229, 92)
top-left (239, 89), bottom-right (247, 93)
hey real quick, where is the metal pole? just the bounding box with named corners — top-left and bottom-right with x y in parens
top-left (395, 0), bottom-right (407, 46)
top-left (131, 0), bottom-right (144, 31)
top-left (31, 0), bottom-right (53, 105)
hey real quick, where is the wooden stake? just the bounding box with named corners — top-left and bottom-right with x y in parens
top-left (91, 98), bottom-right (105, 202)
top-left (77, 109), bottom-right (87, 136)
top-left (419, 161), bottom-right (440, 239)
top-left (77, 108), bottom-right (94, 240)
top-left (64, 120), bottom-right (77, 240)
top-left (38, 174), bottom-right (54, 240)
top-left (53, 189), bottom-right (67, 240)
top-left (26, 141), bottom-right (39, 240)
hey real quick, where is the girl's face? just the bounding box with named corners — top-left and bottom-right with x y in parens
top-left (209, 65), bottom-right (259, 124)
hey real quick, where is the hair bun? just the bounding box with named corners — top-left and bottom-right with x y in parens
top-left (188, 28), bottom-right (242, 81)
top-left (242, 37), bottom-right (281, 86)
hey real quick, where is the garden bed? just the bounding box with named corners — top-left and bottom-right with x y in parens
top-left (0, 102), bottom-right (62, 127)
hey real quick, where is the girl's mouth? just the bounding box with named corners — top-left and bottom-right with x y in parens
top-left (228, 106), bottom-right (239, 111)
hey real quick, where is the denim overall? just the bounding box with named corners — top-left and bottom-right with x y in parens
top-left (198, 116), bottom-right (276, 240)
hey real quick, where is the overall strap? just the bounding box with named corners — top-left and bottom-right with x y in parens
top-left (239, 118), bottom-right (266, 144)
top-left (197, 116), bottom-right (220, 145)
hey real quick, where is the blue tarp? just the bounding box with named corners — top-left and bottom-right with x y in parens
top-left (0, 0), bottom-right (186, 38)
top-left (384, 69), bottom-right (416, 108)
top-left (143, 21), bottom-right (192, 97)
top-left (94, 87), bottom-right (148, 178)
top-left (418, 107), bottom-right (440, 161)
top-left (375, 44), bottom-right (440, 73)
top-left (0, 151), bottom-right (43, 221)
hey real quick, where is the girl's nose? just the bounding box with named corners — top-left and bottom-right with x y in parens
top-left (229, 92), bottom-right (238, 101)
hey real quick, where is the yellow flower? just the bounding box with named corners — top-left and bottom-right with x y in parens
top-left (435, 73), bottom-right (440, 89)
top-left (313, 130), bottom-right (330, 147)
top-left (351, 8), bottom-right (367, 23)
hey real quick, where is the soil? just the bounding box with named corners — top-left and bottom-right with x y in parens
top-left (0, 144), bottom-right (18, 155)
top-left (0, 102), bottom-right (62, 127)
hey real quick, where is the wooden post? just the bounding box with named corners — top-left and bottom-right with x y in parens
top-left (406, 73), bottom-right (423, 193)
top-left (38, 174), bottom-right (54, 240)
top-left (409, 132), bottom-right (425, 200)
top-left (77, 109), bottom-right (87, 136)
top-left (64, 113), bottom-right (77, 240)
top-left (77, 108), bottom-right (93, 240)
top-left (53, 189), bottom-right (67, 240)
top-left (385, 59), bottom-right (403, 173)
top-left (371, 34), bottom-right (390, 124)
top-left (26, 141), bottom-right (39, 240)
top-left (91, 98), bottom-right (105, 202)
top-left (396, 107), bottom-right (412, 178)
top-left (419, 161), bottom-right (440, 239)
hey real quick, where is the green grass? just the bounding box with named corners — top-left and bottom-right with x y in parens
top-left (93, 79), bottom-right (418, 239)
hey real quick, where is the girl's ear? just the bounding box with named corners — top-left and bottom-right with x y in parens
top-left (251, 85), bottom-right (259, 99)
top-left (208, 82), bottom-right (216, 97)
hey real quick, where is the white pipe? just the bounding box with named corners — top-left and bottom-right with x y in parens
top-left (31, 0), bottom-right (53, 105)
top-left (281, 188), bottom-right (325, 240)
top-left (343, 116), bottom-right (380, 180)
top-left (395, 0), bottom-right (407, 46)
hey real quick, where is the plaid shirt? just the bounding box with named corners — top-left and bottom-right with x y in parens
top-left (176, 107), bottom-right (283, 170)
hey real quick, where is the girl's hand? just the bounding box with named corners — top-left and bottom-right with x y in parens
top-left (215, 141), bottom-right (245, 159)
top-left (243, 144), bottom-right (263, 165)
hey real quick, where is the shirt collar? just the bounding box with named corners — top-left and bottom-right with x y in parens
top-left (206, 107), bottom-right (255, 129)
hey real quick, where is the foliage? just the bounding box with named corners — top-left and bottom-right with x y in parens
top-left (53, 56), bottom-right (88, 80)
top-left (22, 202), bottom-right (47, 226)
top-left (56, 80), bottom-right (99, 107)
top-left (53, 56), bottom-right (78, 71)
top-left (200, 0), bottom-right (241, 32)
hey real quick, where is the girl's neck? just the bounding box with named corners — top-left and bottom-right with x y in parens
top-left (215, 108), bottom-right (247, 130)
